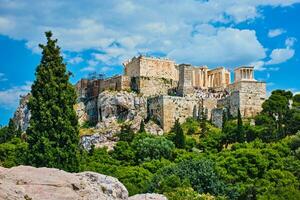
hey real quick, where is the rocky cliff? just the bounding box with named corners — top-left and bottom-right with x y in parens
top-left (0, 165), bottom-right (167, 200)
top-left (13, 91), bottom-right (164, 150)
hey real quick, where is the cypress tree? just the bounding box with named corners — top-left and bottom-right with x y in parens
top-left (26, 31), bottom-right (80, 172)
top-left (236, 109), bottom-right (244, 142)
top-left (139, 119), bottom-right (145, 133)
top-left (222, 109), bottom-right (228, 131)
top-left (172, 119), bottom-right (185, 148)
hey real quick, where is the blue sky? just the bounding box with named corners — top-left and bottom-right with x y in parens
top-left (0, 0), bottom-right (300, 125)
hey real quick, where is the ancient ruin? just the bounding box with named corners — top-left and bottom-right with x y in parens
top-left (75, 55), bottom-right (267, 132)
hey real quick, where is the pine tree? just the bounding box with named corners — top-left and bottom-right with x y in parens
top-left (236, 109), bottom-right (244, 142)
top-left (139, 120), bottom-right (145, 133)
top-left (172, 119), bottom-right (185, 148)
top-left (26, 31), bottom-right (80, 172)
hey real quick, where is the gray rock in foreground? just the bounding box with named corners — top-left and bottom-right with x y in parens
top-left (0, 165), bottom-right (128, 200)
top-left (0, 165), bottom-right (167, 200)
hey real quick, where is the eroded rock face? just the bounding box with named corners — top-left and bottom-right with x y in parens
top-left (97, 91), bottom-right (147, 127)
top-left (0, 165), bottom-right (128, 200)
top-left (13, 94), bottom-right (31, 132)
top-left (74, 102), bottom-right (88, 126)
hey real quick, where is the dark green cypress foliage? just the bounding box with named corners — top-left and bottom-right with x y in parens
top-left (139, 120), bottom-right (145, 133)
top-left (173, 119), bottom-right (185, 148)
top-left (222, 109), bottom-right (228, 131)
top-left (26, 31), bottom-right (80, 172)
top-left (236, 109), bottom-right (244, 142)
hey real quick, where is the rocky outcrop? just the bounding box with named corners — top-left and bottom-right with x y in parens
top-left (129, 194), bottom-right (168, 200)
top-left (0, 165), bottom-right (128, 200)
top-left (13, 94), bottom-right (31, 132)
top-left (0, 165), bottom-right (167, 200)
top-left (74, 102), bottom-right (88, 126)
top-left (97, 91), bottom-right (147, 131)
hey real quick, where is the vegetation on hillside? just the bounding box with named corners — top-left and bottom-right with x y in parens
top-left (0, 33), bottom-right (300, 199)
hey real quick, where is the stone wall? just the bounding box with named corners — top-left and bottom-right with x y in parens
top-left (131, 76), bottom-right (178, 97)
top-left (100, 75), bottom-right (131, 92)
top-left (123, 56), bottom-right (178, 81)
top-left (148, 96), bottom-right (201, 132)
top-left (220, 81), bottom-right (266, 118)
top-left (211, 108), bottom-right (225, 128)
top-left (178, 64), bottom-right (194, 96)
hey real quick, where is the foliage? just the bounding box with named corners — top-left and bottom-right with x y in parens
top-left (26, 31), bottom-right (80, 172)
top-left (0, 119), bottom-right (21, 143)
top-left (172, 119), bottom-right (185, 148)
top-left (131, 134), bottom-right (175, 163)
top-left (119, 124), bottom-right (135, 143)
top-left (150, 158), bottom-right (227, 196)
top-left (0, 138), bottom-right (27, 167)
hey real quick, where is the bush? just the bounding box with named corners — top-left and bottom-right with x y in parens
top-left (131, 134), bottom-right (175, 163)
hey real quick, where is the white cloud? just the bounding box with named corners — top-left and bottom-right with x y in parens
top-left (0, 16), bottom-right (15, 32)
top-left (251, 61), bottom-right (266, 71)
top-left (0, 73), bottom-right (8, 81)
top-left (285, 37), bottom-right (297, 47)
top-left (0, 0), bottom-right (299, 68)
top-left (168, 28), bottom-right (266, 67)
top-left (0, 82), bottom-right (32, 109)
top-left (268, 29), bottom-right (286, 38)
top-left (80, 60), bottom-right (99, 72)
top-left (68, 56), bottom-right (83, 65)
top-left (266, 48), bottom-right (295, 65)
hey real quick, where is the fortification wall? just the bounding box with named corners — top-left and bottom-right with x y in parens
top-left (131, 77), bottom-right (178, 97)
top-left (226, 81), bottom-right (266, 117)
top-left (124, 56), bottom-right (178, 81)
top-left (99, 75), bottom-right (131, 92)
top-left (162, 96), bottom-right (200, 132)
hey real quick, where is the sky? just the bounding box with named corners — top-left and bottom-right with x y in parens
top-left (0, 0), bottom-right (300, 125)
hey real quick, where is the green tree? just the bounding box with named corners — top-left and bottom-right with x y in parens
top-left (119, 124), bottom-right (135, 143)
top-left (236, 109), bottom-right (244, 142)
top-left (293, 94), bottom-right (300, 108)
top-left (131, 134), bottom-right (175, 162)
top-left (172, 119), bottom-right (185, 148)
top-left (139, 119), bottom-right (145, 133)
top-left (26, 31), bottom-right (80, 172)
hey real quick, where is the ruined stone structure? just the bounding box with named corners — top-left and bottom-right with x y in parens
top-left (74, 56), bottom-right (267, 132)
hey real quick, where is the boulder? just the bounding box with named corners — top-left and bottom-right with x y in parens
top-left (0, 165), bottom-right (128, 200)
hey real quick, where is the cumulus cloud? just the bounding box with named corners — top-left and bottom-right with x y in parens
top-left (266, 48), bottom-right (295, 65)
top-left (0, 81), bottom-right (32, 109)
top-left (0, 0), bottom-right (299, 68)
top-left (268, 29), bottom-right (286, 38)
top-left (168, 28), bottom-right (266, 67)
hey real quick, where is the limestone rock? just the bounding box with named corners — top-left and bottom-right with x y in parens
top-left (0, 165), bottom-right (128, 200)
top-left (129, 193), bottom-right (168, 200)
top-left (98, 91), bottom-right (147, 124)
top-left (74, 102), bottom-right (88, 126)
top-left (145, 121), bottom-right (164, 136)
top-left (13, 94), bottom-right (31, 132)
